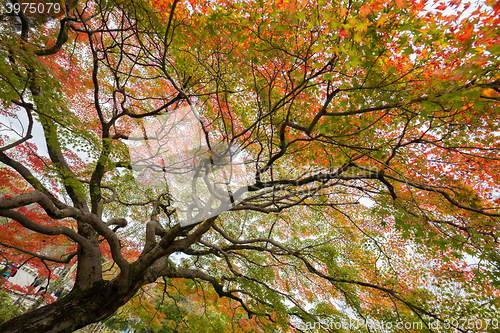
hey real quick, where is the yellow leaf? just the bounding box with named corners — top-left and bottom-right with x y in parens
top-left (482, 88), bottom-right (495, 97)
top-left (377, 13), bottom-right (388, 27)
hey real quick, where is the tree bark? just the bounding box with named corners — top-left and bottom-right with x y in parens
top-left (0, 279), bottom-right (138, 333)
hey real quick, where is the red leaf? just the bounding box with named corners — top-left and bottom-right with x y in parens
top-left (493, 0), bottom-right (500, 12)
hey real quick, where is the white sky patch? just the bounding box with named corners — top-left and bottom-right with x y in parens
top-left (0, 109), bottom-right (49, 157)
top-left (358, 196), bottom-right (375, 207)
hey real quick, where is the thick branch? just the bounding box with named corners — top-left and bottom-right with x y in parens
top-left (0, 209), bottom-right (91, 248)
top-left (0, 191), bottom-right (80, 219)
top-left (80, 214), bottom-right (130, 279)
top-left (0, 241), bottom-right (77, 264)
top-left (0, 152), bottom-right (67, 210)
top-left (35, 18), bottom-right (73, 56)
top-left (39, 117), bottom-right (87, 210)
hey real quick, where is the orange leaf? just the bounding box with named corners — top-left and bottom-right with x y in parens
top-left (394, 0), bottom-right (405, 8)
top-left (359, 4), bottom-right (372, 17)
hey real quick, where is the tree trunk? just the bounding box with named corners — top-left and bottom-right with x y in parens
top-left (0, 279), bottom-right (138, 333)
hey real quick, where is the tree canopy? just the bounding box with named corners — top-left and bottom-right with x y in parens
top-left (0, 0), bottom-right (499, 332)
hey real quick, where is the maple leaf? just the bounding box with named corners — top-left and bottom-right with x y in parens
top-left (457, 25), bottom-right (473, 42)
top-left (359, 4), bottom-right (372, 17)
top-left (394, 0), bottom-right (406, 8)
top-left (495, 1), bottom-right (500, 11)
top-left (436, 2), bottom-right (447, 10)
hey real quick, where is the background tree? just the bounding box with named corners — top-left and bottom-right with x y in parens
top-left (0, 0), bottom-right (499, 332)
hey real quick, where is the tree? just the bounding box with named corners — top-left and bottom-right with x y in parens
top-left (0, 0), bottom-right (499, 332)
